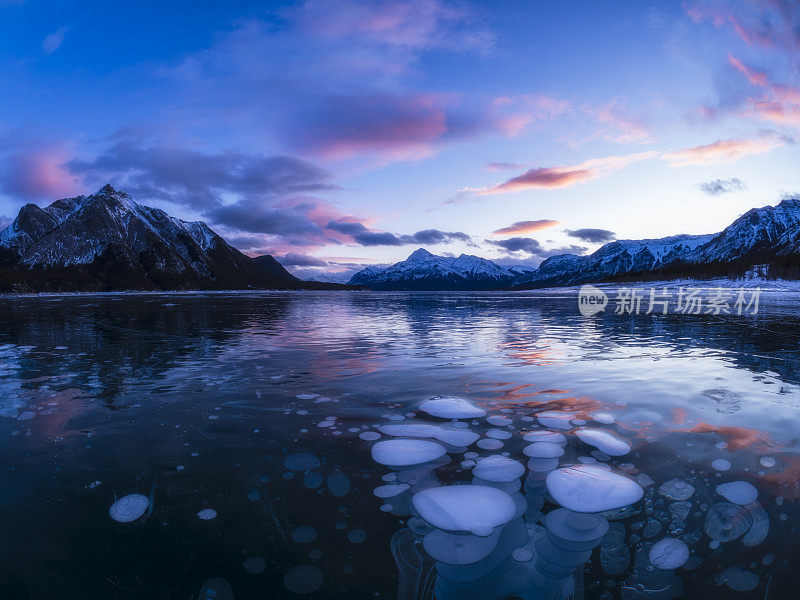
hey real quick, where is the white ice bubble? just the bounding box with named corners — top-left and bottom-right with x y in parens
top-left (359, 431), bottom-right (381, 441)
top-left (522, 431), bottom-right (567, 446)
top-left (378, 423), bottom-right (479, 447)
top-left (649, 537), bottom-right (690, 570)
top-left (326, 470), bottom-right (351, 497)
top-left (486, 428), bottom-right (512, 440)
top-left (423, 528), bottom-right (500, 565)
top-left (512, 547), bottom-right (534, 562)
top-left (109, 494), bottom-right (149, 523)
top-left (575, 428), bottom-right (631, 456)
top-left (197, 508), bottom-right (217, 520)
top-left (487, 415), bottom-right (513, 427)
top-left (296, 394), bottom-right (319, 400)
top-left (760, 456), bottom-right (776, 468)
top-left (591, 412), bottom-right (615, 424)
top-left (658, 479), bottom-right (695, 501)
top-left (716, 481), bottom-right (758, 505)
top-left (477, 438), bottom-right (503, 450)
top-left (473, 455), bottom-right (525, 483)
top-left (371, 439), bottom-right (446, 467)
top-left (412, 485), bottom-right (516, 537)
top-left (419, 396), bottom-right (487, 419)
top-left (546, 466), bottom-right (644, 513)
top-left (373, 484), bottom-right (410, 498)
top-left (523, 442), bottom-right (564, 459)
top-left (536, 411), bottom-right (575, 430)
top-left (711, 459), bottom-right (731, 472)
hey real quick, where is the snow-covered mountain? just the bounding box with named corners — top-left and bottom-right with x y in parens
top-left (347, 248), bottom-right (535, 290)
top-left (0, 185), bottom-right (310, 292)
top-left (350, 198), bottom-right (800, 290)
top-left (517, 197), bottom-right (800, 288)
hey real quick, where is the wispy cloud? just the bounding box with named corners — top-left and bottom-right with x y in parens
top-left (326, 219), bottom-right (473, 246)
top-left (492, 220), bottom-right (559, 236)
top-left (482, 151), bottom-right (657, 195)
top-left (565, 228), bottom-right (616, 243)
top-left (594, 99), bottom-right (651, 143)
top-left (662, 133), bottom-right (789, 166)
top-left (697, 177), bottom-right (747, 195)
top-left (42, 27), bottom-right (67, 56)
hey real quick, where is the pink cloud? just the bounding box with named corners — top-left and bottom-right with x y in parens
top-left (662, 135), bottom-right (787, 166)
top-left (594, 100), bottom-right (650, 143)
top-left (1, 146), bottom-right (83, 201)
top-left (725, 55), bottom-right (800, 128)
top-left (291, 0), bottom-right (494, 52)
top-left (686, 1), bottom-right (800, 53)
top-left (492, 95), bottom-right (571, 137)
top-left (483, 151), bottom-right (657, 195)
top-left (492, 220), bottom-right (560, 236)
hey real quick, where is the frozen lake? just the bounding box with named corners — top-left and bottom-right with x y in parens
top-left (0, 290), bottom-right (799, 599)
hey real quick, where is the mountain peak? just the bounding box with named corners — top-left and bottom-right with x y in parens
top-left (408, 248), bottom-right (433, 259)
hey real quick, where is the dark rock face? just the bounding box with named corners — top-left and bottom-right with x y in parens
top-left (0, 185), bottom-right (354, 292)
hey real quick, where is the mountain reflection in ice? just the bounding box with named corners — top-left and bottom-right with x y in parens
top-left (0, 290), bottom-right (798, 599)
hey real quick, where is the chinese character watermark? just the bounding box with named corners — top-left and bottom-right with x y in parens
top-left (577, 285), bottom-right (761, 317)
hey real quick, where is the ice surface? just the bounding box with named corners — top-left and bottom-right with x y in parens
top-left (348, 529), bottom-right (367, 543)
top-left (715, 567), bottom-right (759, 592)
top-left (284, 565), bottom-right (323, 594)
top-left (283, 453), bottom-right (321, 472)
top-left (649, 537), bottom-right (690, 569)
top-left (412, 485), bottom-right (516, 536)
top-left (108, 494), bottom-right (149, 523)
top-left (371, 439), bottom-right (446, 466)
top-left (716, 481), bottom-right (758, 505)
top-left (575, 428), bottom-right (631, 456)
top-left (546, 466), bottom-right (644, 513)
top-left (243, 556), bottom-right (266, 574)
top-left (423, 528), bottom-right (500, 564)
top-left (419, 396), bottom-right (487, 419)
top-left (473, 455), bottom-right (525, 483)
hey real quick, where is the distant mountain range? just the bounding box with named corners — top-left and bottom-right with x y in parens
top-left (349, 198), bottom-right (800, 290)
top-left (3, 187), bottom-right (798, 292)
top-left (0, 185), bottom-right (357, 292)
top-left (348, 248), bottom-right (536, 290)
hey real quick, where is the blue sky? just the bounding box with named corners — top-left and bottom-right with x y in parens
top-left (1, 0), bottom-right (799, 280)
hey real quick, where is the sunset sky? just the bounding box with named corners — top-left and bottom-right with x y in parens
top-left (1, 0), bottom-right (799, 280)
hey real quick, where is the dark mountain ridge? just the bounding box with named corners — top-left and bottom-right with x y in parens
top-left (0, 185), bottom-right (358, 292)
